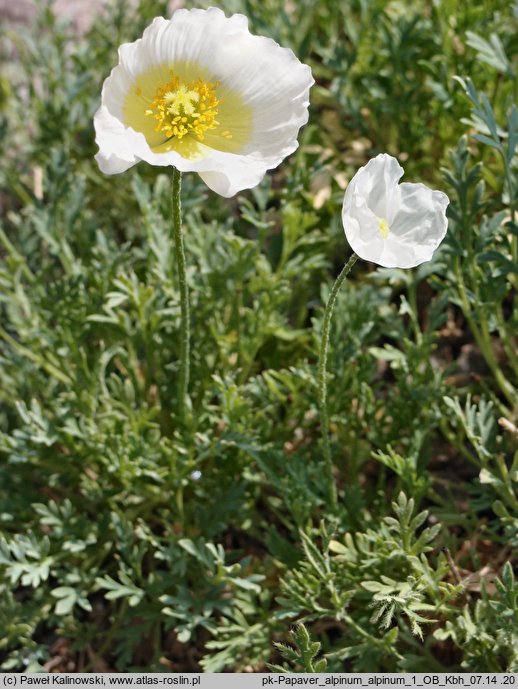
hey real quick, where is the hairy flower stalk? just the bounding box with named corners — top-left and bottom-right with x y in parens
top-left (171, 168), bottom-right (190, 422)
top-left (317, 253), bottom-right (358, 510)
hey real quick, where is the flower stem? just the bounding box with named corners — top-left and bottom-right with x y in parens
top-left (171, 167), bottom-right (191, 422)
top-left (317, 252), bottom-right (358, 510)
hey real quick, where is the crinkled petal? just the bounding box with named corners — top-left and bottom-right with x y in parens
top-left (342, 188), bottom-right (385, 265)
top-left (377, 238), bottom-right (426, 268)
top-left (117, 10), bottom-right (250, 82)
top-left (210, 33), bottom-right (313, 161)
top-left (198, 157), bottom-right (267, 198)
top-left (346, 154), bottom-right (404, 222)
top-left (94, 105), bottom-right (141, 174)
top-left (379, 183), bottom-right (449, 268)
top-left (392, 183), bottom-right (449, 240)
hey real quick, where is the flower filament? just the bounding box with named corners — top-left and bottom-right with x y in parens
top-left (146, 72), bottom-right (225, 142)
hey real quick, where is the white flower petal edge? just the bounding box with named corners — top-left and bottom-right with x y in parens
top-left (94, 8), bottom-right (314, 197)
top-left (342, 153), bottom-right (449, 268)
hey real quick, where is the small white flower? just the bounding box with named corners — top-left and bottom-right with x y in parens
top-left (94, 7), bottom-right (313, 197)
top-left (342, 154), bottom-right (449, 268)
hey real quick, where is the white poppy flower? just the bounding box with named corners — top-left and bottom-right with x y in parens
top-left (94, 7), bottom-right (313, 197)
top-left (342, 154), bottom-right (449, 268)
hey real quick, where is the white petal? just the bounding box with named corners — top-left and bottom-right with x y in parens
top-left (379, 183), bottom-right (449, 268)
top-left (208, 33), bottom-right (313, 161)
top-left (93, 105), bottom-right (140, 174)
top-left (392, 183), bottom-right (449, 241)
top-left (346, 154), bottom-right (404, 222)
top-left (342, 187), bottom-right (386, 264)
top-left (132, 9), bottom-right (250, 77)
top-left (198, 165), bottom-right (265, 198)
top-left (95, 151), bottom-right (135, 175)
top-left (377, 238), bottom-right (426, 269)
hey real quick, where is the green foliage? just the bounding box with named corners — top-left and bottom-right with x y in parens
top-left (434, 563), bottom-right (518, 672)
top-left (0, 0), bottom-right (517, 674)
top-left (276, 494), bottom-right (458, 670)
top-left (270, 624), bottom-right (327, 673)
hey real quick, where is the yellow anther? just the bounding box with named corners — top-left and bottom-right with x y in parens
top-left (145, 72), bottom-right (222, 142)
top-left (378, 217), bottom-right (390, 240)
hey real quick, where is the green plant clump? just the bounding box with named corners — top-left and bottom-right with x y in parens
top-left (0, 0), bottom-right (517, 673)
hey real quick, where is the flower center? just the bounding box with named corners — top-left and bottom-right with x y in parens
top-left (378, 217), bottom-right (390, 239)
top-left (145, 73), bottom-right (224, 142)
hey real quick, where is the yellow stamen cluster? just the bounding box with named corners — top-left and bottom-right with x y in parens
top-left (145, 72), bottom-right (223, 142)
top-left (378, 217), bottom-right (390, 240)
